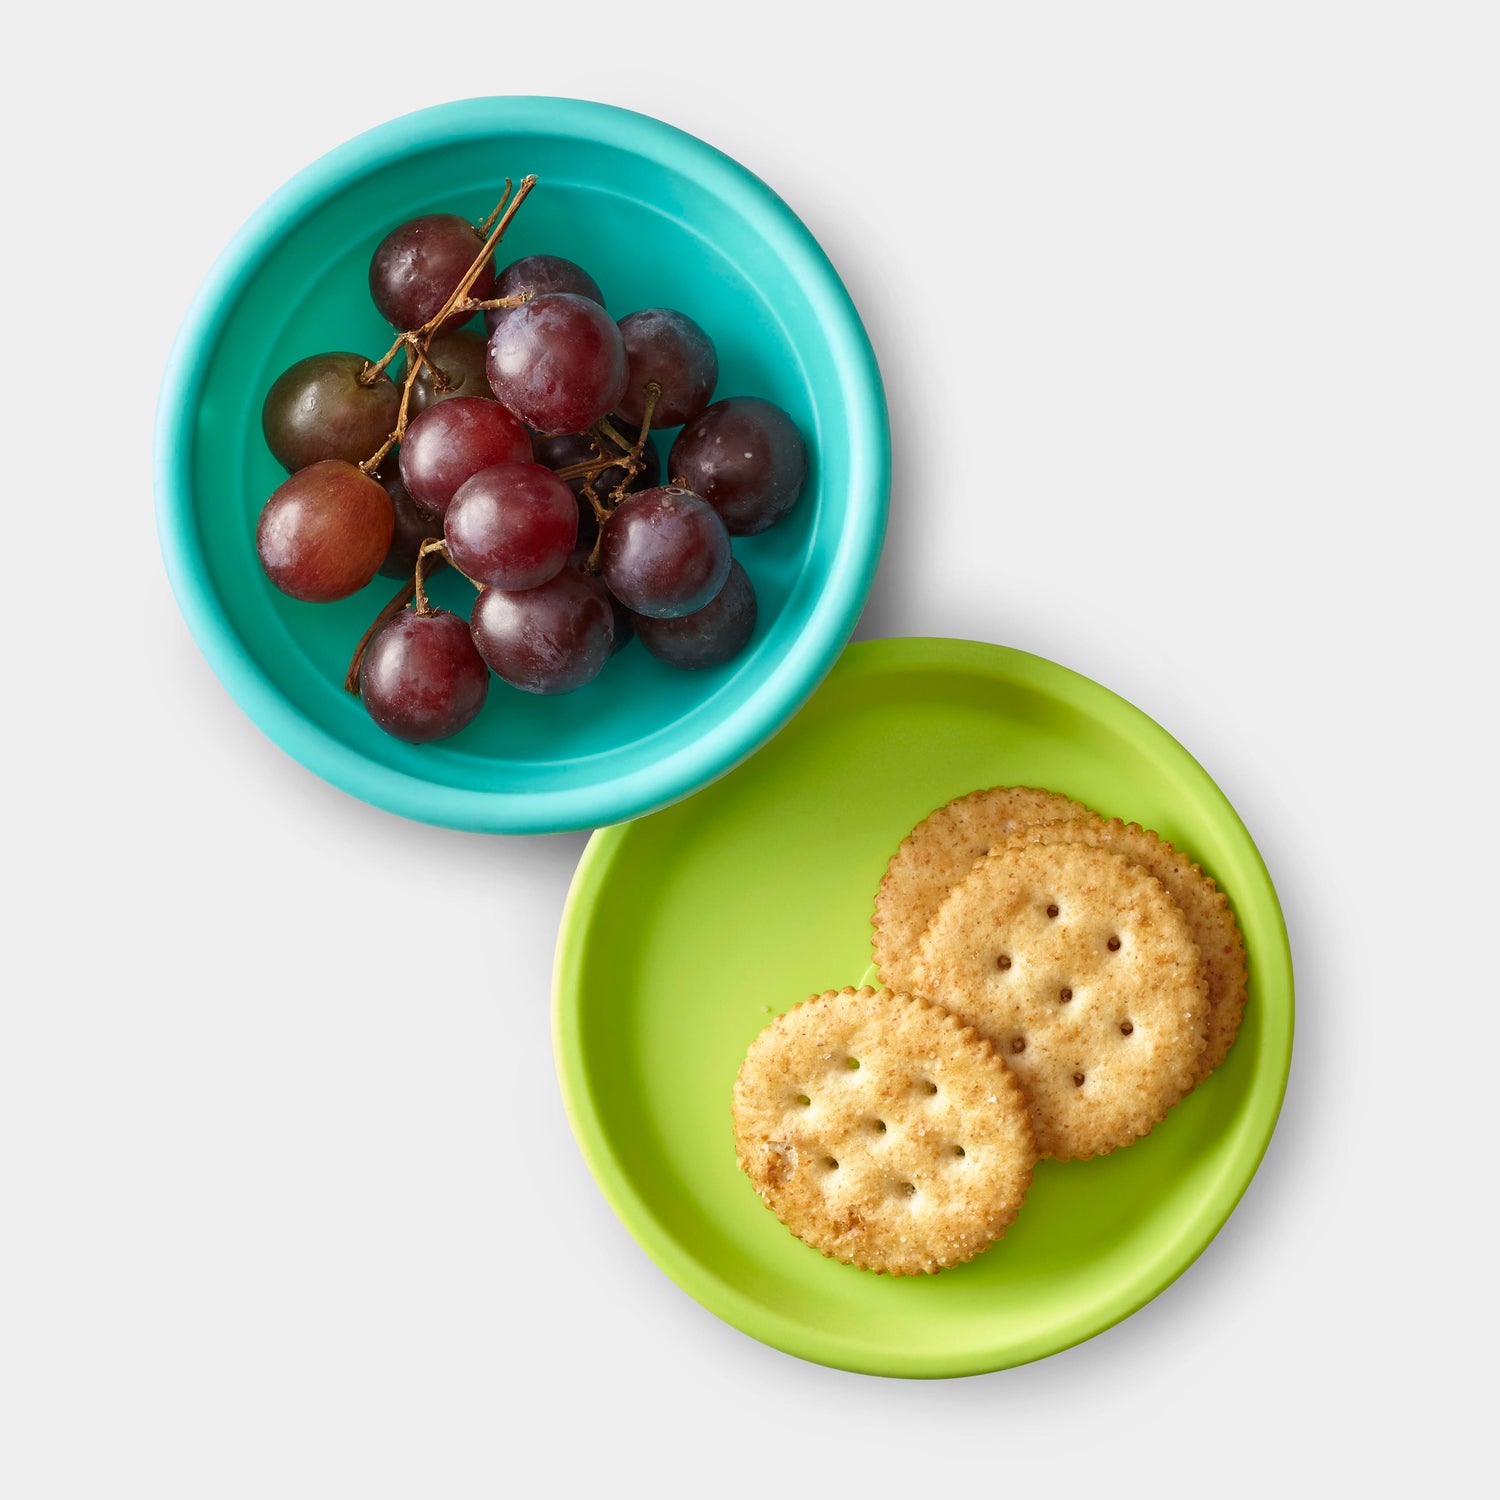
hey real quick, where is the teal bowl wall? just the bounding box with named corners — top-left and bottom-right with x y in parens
top-left (155, 97), bottom-right (890, 833)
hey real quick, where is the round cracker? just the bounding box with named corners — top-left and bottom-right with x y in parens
top-left (915, 844), bottom-right (1208, 1160)
top-left (873, 786), bottom-right (1093, 992)
top-left (733, 987), bottom-right (1036, 1276)
top-left (998, 818), bottom-right (1247, 1081)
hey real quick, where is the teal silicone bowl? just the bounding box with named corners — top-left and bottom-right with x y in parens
top-left (155, 97), bottom-right (889, 833)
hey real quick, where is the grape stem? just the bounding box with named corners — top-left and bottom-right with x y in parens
top-left (359, 342), bottom-right (431, 475)
top-left (552, 449), bottom-right (632, 484)
top-left (551, 423), bottom-right (643, 487)
top-left (635, 382), bottom-right (662, 452)
top-left (458, 293), bottom-right (531, 312)
top-left (413, 537), bottom-right (449, 616)
top-left (472, 182), bottom-right (513, 238)
top-left (594, 417), bottom-right (636, 457)
top-left (358, 335), bottom-right (411, 385)
top-left (424, 177), bottom-right (536, 337)
top-left (591, 383), bottom-right (660, 503)
top-left (584, 526), bottom-right (607, 575)
top-left (355, 176), bottom-right (539, 472)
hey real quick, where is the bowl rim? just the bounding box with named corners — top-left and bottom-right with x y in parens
top-left (154, 95), bottom-right (890, 833)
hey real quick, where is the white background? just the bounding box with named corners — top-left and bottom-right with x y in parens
top-left (3, 2), bottom-right (1494, 1494)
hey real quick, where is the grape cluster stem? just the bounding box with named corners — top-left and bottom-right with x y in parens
top-left (555, 383), bottom-right (664, 573)
top-left (354, 175), bottom-right (539, 476)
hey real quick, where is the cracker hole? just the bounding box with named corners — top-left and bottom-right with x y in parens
top-left (1107, 935), bottom-right (1121, 951)
top-left (1046, 903), bottom-right (1060, 918)
top-left (899, 1182), bottom-right (916, 1197)
top-left (824, 1156), bottom-right (839, 1170)
top-left (1059, 986), bottom-right (1073, 1003)
top-left (872, 1119), bottom-right (887, 1134)
top-left (795, 1093), bottom-right (811, 1106)
top-left (996, 953), bottom-right (1012, 971)
top-left (1010, 1037), bottom-right (1026, 1054)
top-left (1073, 1072), bottom-right (1086, 1087)
top-left (952, 1145), bottom-right (966, 1158)
top-left (918, 1079), bottom-right (938, 1095)
top-left (1119, 1021), bottom-right (1134, 1036)
top-left (846, 1057), bottom-right (860, 1070)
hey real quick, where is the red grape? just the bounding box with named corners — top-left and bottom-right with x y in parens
top-left (360, 609), bottom-right (490, 743)
top-left (257, 460), bottom-right (393, 603)
top-left (632, 559), bottom-right (756, 669)
top-left (444, 463), bottom-right (578, 591)
top-left (485, 254), bottom-right (604, 335)
top-left (408, 329), bottom-right (494, 416)
top-left (470, 569), bottom-right (614, 695)
top-left (261, 352), bottom-right (400, 472)
top-left (600, 486), bottom-right (731, 618)
top-left (368, 214), bottom-right (495, 334)
top-left (486, 293), bottom-right (628, 435)
top-left (615, 309), bottom-right (717, 428)
top-left (398, 397), bottom-right (531, 517)
top-left (668, 397), bottom-right (807, 535)
top-left (376, 462), bottom-right (442, 580)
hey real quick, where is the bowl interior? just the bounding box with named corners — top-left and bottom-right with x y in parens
top-left (159, 102), bottom-right (886, 831)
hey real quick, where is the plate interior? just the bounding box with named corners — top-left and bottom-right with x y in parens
top-left (555, 639), bottom-right (1292, 1376)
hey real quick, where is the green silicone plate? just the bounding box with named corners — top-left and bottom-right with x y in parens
top-left (553, 638), bottom-right (1293, 1377)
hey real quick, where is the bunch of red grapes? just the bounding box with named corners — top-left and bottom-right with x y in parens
top-left (255, 177), bottom-right (807, 744)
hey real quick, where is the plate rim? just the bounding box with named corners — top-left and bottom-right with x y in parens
top-left (153, 95), bottom-right (890, 833)
top-left (552, 636), bottom-right (1295, 1377)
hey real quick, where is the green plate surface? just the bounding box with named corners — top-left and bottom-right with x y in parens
top-left (553, 638), bottom-right (1293, 1376)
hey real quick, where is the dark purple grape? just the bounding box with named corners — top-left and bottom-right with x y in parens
top-left (408, 329), bottom-right (494, 416)
top-left (486, 293), bottom-right (628, 435)
top-left (376, 462), bottom-right (442, 580)
top-left (470, 570), bottom-right (614, 695)
top-left (668, 397), bottom-right (808, 536)
top-left (608, 593), bottom-right (635, 655)
top-left (485, 254), bottom-right (604, 335)
top-left (632, 559), bottom-right (756, 670)
top-left (615, 309), bottom-right (717, 428)
top-left (261, 352), bottom-right (400, 472)
top-left (570, 507), bottom-right (600, 570)
top-left (600, 486), bottom-right (731, 619)
top-left (359, 609), bottom-right (490, 743)
top-left (369, 214), bottom-right (496, 334)
top-left (398, 397), bottom-right (532, 517)
top-left (257, 460), bottom-right (393, 603)
top-left (444, 463), bottom-right (578, 591)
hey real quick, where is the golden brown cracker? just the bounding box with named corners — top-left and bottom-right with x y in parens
top-left (915, 844), bottom-right (1207, 1159)
top-left (998, 818), bottom-right (1247, 1080)
top-left (733, 987), bottom-right (1035, 1275)
top-left (873, 787), bottom-right (1093, 992)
